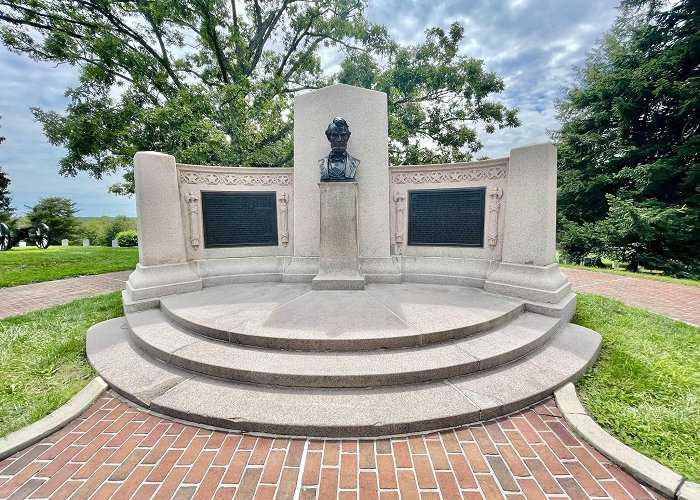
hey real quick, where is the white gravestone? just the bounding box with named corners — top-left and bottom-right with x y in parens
top-left (61, 239), bottom-right (69, 247)
top-left (83, 239), bottom-right (90, 247)
top-left (112, 239), bottom-right (119, 248)
top-left (19, 241), bottom-right (26, 248)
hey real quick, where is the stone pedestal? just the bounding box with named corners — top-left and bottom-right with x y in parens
top-left (126, 151), bottom-right (201, 301)
top-left (484, 143), bottom-right (571, 304)
top-left (312, 182), bottom-right (365, 290)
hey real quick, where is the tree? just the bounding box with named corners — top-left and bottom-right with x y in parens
top-left (0, 116), bottom-right (14, 224)
top-left (103, 215), bottom-right (136, 246)
top-left (26, 197), bottom-right (79, 244)
top-left (0, 1), bottom-right (518, 194)
top-left (338, 23), bottom-right (520, 165)
top-left (554, 0), bottom-right (700, 276)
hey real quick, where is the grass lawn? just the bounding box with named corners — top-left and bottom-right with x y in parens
top-left (0, 246), bottom-right (138, 288)
top-left (0, 292), bottom-right (122, 437)
top-left (574, 293), bottom-right (700, 482)
top-left (561, 263), bottom-right (700, 288)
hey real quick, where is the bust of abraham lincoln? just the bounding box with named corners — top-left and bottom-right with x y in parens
top-left (319, 117), bottom-right (360, 182)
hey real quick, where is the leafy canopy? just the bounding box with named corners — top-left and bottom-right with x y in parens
top-left (0, 0), bottom-right (519, 194)
top-left (554, 0), bottom-right (700, 276)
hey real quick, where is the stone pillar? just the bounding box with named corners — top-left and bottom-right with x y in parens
top-left (126, 151), bottom-right (201, 301)
top-left (484, 144), bottom-right (571, 305)
top-left (312, 183), bottom-right (365, 290)
top-left (284, 83), bottom-right (399, 283)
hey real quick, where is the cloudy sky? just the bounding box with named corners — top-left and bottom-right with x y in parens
top-left (0, 0), bottom-right (620, 217)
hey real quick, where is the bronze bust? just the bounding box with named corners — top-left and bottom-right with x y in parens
top-left (319, 117), bottom-right (360, 182)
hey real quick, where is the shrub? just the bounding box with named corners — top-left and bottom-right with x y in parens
top-left (115, 230), bottom-right (138, 247)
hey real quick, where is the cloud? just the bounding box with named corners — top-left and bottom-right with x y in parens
top-left (366, 0), bottom-right (620, 157)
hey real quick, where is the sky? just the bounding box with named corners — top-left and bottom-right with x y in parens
top-left (0, 0), bottom-right (620, 217)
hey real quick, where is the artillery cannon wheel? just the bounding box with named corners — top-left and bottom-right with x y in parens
top-left (0, 223), bottom-right (10, 251)
top-left (35, 223), bottom-right (50, 249)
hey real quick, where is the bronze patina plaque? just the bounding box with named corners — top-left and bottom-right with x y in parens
top-left (202, 192), bottom-right (278, 248)
top-left (408, 188), bottom-right (485, 247)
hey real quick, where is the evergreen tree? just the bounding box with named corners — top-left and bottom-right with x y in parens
top-left (555, 0), bottom-right (700, 276)
top-left (25, 197), bottom-right (79, 244)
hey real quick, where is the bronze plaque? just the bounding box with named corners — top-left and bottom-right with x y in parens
top-left (408, 188), bottom-right (485, 246)
top-left (202, 192), bottom-right (278, 248)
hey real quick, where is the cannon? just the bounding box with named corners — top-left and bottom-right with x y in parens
top-left (0, 222), bottom-right (50, 251)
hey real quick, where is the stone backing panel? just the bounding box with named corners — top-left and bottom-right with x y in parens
top-left (389, 158), bottom-right (508, 261)
top-left (176, 164), bottom-right (294, 261)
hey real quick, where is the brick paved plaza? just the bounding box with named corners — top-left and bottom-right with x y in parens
top-left (0, 396), bottom-right (662, 499)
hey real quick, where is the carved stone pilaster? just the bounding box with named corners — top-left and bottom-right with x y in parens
top-left (393, 191), bottom-right (406, 245)
top-left (487, 187), bottom-right (503, 249)
top-left (279, 193), bottom-right (290, 246)
top-left (184, 191), bottom-right (200, 247)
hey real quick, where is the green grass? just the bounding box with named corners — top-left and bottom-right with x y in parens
top-left (574, 293), bottom-right (700, 481)
top-left (0, 246), bottom-right (138, 288)
top-left (0, 292), bottom-right (123, 437)
top-left (562, 263), bottom-right (700, 287)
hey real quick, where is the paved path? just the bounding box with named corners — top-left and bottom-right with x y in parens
top-left (0, 394), bottom-right (661, 500)
top-left (0, 271), bottom-right (131, 319)
top-left (562, 268), bottom-right (700, 326)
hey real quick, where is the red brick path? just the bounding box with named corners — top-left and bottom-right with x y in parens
top-left (562, 268), bottom-right (700, 326)
top-left (0, 394), bottom-right (662, 500)
top-left (0, 271), bottom-right (131, 319)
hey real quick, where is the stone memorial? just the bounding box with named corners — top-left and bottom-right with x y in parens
top-left (86, 83), bottom-right (602, 437)
top-left (62, 239), bottom-right (69, 247)
top-left (82, 239), bottom-right (90, 247)
top-left (18, 241), bottom-right (26, 248)
top-left (111, 239), bottom-right (119, 248)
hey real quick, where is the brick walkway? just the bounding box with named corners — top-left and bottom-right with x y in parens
top-left (0, 394), bottom-right (661, 500)
top-left (562, 268), bottom-right (700, 326)
top-left (0, 271), bottom-right (131, 319)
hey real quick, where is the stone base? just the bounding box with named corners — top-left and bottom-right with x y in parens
top-left (312, 273), bottom-right (366, 290)
top-left (484, 262), bottom-right (571, 304)
top-left (88, 281), bottom-right (602, 437)
top-left (126, 262), bottom-right (202, 301)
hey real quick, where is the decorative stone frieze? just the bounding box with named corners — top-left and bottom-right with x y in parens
top-left (179, 171), bottom-right (292, 186)
top-left (390, 166), bottom-right (505, 185)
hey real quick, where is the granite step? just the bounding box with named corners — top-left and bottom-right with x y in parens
top-left (87, 317), bottom-right (601, 437)
top-left (127, 308), bottom-right (560, 388)
top-left (158, 282), bottom-right (526, 351)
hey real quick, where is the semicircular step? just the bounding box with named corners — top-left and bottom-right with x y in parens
top-left (159, 282), bottom-right (526, 351)
top-left (127, 308), bottom-right (560, 388)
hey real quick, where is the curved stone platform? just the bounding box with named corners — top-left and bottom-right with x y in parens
top-left (159, 283), bottom-right (526, 350)
top-left (86, 282), bottom-right (601, 437)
